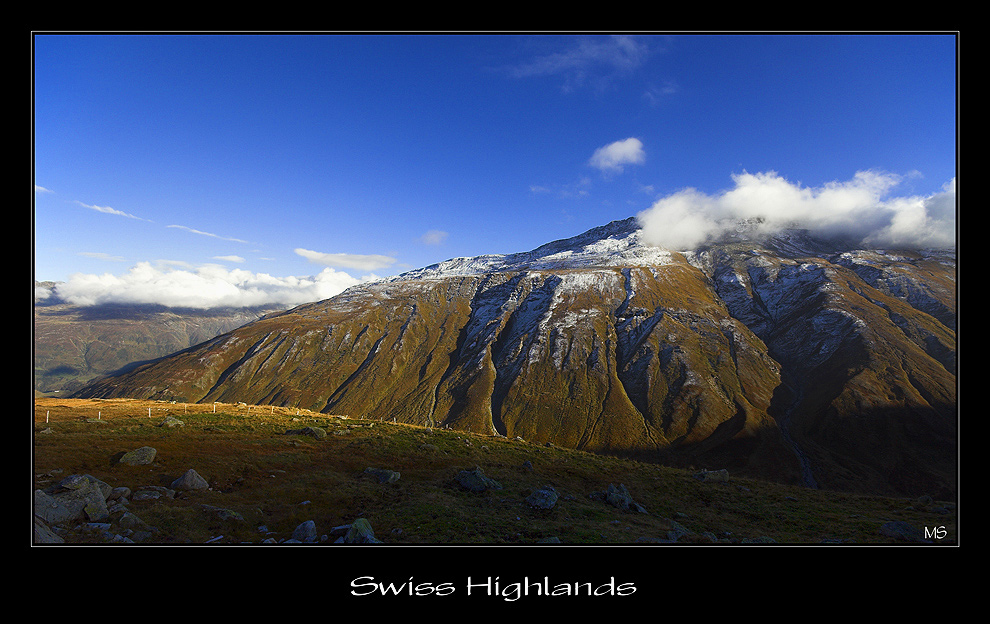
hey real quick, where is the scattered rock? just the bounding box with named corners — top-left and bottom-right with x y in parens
top-left (344, 518), bottom-right (382, 543)
top-left (285, 426), bottom-right (327, 440)
top-left (908, 495), bottom-right (952, 515)
top-left (34, 516), bottom-right (64, 543)
top-left (363, 467), bottom-right (400, 484)
top-left (879, 520), bottom-right (931, 543)
top-left (108, 486), bottom-right (131, 501)
top-left (592, 483), bottom-right (648, 513)
top-left (34, 473), bottom-right (163, 544)
top-left (157, 415), bottom-right (184, 428)
top-left (131, 486), bottom-right (176, 501)
top-left (117, 511), bottom-right (150, 531)
top-left (36, 474), bottom-right (112, 524)
top-left (171, 468), bottom-right (210, 491)
top-left (694, 469), bottom-right (729, 483)
top-left (605, 483), bottom-right (634, 510)
top-left (525, 486), bottom-right (559, 510)
top-left (291, 520), bottom-right (320, 543)
top-left (456, 466), bottom-right (503, 492)
top-left (200, 504), bottom-right (245, 523)
top-left (117, 446), bottom-right (157, 466)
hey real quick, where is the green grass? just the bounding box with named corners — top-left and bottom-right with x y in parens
top-left (33, 398), bottom-right (957, 546)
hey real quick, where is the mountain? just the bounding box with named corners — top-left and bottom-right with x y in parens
top-left (33, 291), bottom-right (285, 394)
top-left (69, 217), bottom-right (957, 498)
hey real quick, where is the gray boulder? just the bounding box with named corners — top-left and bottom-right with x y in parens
top-left (285, 426), bottom-right (327, 440)
top-left (108, 486), bottom-right (132, 501)
top-left (525, 486), bottom-right (559, 510)
top-left (131, 486), bottom-right (176, 501)
top-left (171, 468), bottom-right (210, 491)
top-left (591, 483), bottom-right (648, 514)
top-left (694, 469), bottom-right (729, 483)
top-left (117, 446), bottom-right (157, 466)
top-left (363, 467), bottom-right (400, 484)
top-left (605, 483), bottom-right (633, 510)
top-left (457, 466), bottom-right (502, 492)
top-left (34, 489), bottom-right (78, 526)
top-left (33, 517), bottom-right (64, 543)
top-left (344, 518), bottom-right (382, 544)
top-left (200, 504), bottom-right (245, 523)
top-left (291, 520), bottom-right (320, 543)
top-left (39, 474), bottom-right (112, 523)
top-left (117, 511), bottom-right (151, 531)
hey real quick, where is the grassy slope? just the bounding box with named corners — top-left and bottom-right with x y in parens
top-left (33, 398), bottom-right (957, 546)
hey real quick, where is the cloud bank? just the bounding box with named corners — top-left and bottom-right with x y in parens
top-left (43, 263), bottom-right (374, 309)
top-left (636, 170), bottom-right (956, 251)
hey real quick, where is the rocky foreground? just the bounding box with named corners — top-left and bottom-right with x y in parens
top-left (33, 401), bottom-right (956, 546)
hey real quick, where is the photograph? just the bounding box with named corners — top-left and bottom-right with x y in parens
top-left (32, 30), bottom-right (959, 590)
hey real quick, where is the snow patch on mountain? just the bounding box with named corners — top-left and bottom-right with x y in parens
top-left (386, 217), bottom-right (674, 283)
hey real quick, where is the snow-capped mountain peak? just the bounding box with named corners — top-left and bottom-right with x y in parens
top-left (386, 217), bottom-right (673, 282)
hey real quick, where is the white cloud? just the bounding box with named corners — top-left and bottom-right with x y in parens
top-left (79, 252), bottom-right (125, 262)
top-left (213, 255), bottom-right (245, 263)
top-left (420, 230), bottom-right (449, 245)
top-left (53, 262), bottom-right (372, 309)
top-left (589, 138), bottom-right (646, 174)
top-left (294, 248), bottom-right (397, 271)
top-left (167, 224), bottom-right (248, 244)
top-left (509, 35), bottom-right (650, 92)
top-left (75, 201), bottom-right (146, 221)
top-left (530, 178), bottom-right (591, 199)
top-left (636, 170), bottom-right (956, 251)
top-left (642, 81), bottom-right (679, 107)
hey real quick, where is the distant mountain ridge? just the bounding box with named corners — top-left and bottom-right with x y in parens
top-left (34, 294), bottom-right (285, 394)
top-left (70, 217), bottom-right (957, 497)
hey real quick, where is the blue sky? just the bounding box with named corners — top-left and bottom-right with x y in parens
top-left (33, 33), bottom-right (957, 309)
